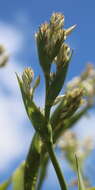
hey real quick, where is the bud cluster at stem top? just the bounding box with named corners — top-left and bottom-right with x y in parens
top-left (36, 12), bottom-right (76, 73)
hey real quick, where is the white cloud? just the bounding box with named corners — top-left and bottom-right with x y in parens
top-left (0, 95), bottom-right (33, 172)
top-left (0, 22), bottom-right (24, 54)
top-left (0, 22), bottom-right (33, 173)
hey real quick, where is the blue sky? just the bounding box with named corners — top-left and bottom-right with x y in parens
top-left (0, 0), bottom-right (95, 189)
top-left (0, 0), bottom-right (95, 75)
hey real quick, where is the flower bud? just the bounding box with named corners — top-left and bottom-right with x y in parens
top-left (64, 24), bottom-right (76, 38)
top-left (50, 12), bottom-right (65, 31)
top-left (36, 13), bottom-right (66, 74)
top-left (55, 43), bottom-right (71, 68)
top-left (53, 95), bottom-right (65, 105)
top-left (22, 67), bottom-right (34, 96)
top-left (60, 88), bottom-right (83, 120)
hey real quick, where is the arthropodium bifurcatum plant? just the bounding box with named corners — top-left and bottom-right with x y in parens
top-left (0, 12), bottom-right (95, 190)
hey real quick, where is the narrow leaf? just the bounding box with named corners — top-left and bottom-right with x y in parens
top-left (16, 73), bottom-right (46, 137)
top-left (47, 51), bottom-right (73, 107)
top-left (24, 133), bottom-right (42, 190)
top-left (12, 162), bottom-right (24, 190)
top-left (0, 178), bottom-right (11, 190)
top-left (75, 155), bottom-right (85, 190)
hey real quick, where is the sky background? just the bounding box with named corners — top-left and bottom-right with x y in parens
top-left (0, 0), bottom-right (95, 189)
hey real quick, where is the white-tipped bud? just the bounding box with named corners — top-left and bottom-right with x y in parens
top-left (55, 43), bottom-right (71, 66)
top-left (65, 24), bottom-right (77, 37)
top-left (50, 12), bottom-right (65, 30)
top-left (22, 68), bottom-right (34, 84)
top-left (22, 67), bottom-right (34, 95)
top-left (53, 95), bottom-right (65, 105)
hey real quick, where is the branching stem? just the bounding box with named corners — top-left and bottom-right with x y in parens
top-left (46, 142), bottom-right (67, 190)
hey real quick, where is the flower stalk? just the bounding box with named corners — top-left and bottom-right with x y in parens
top-left (1, 11), bottom-right (95, 190)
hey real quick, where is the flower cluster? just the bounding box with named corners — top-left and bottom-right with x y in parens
top-left (67, 64), bottom-right (95, 106)
top-left (36, 12), bottom-right (76, 76)
top-left (21, 67), bottom-right (40, 99)
top-left (58, 130), bottom-right (93, 171)
top-left (59, 88), bottom-right (83, 120)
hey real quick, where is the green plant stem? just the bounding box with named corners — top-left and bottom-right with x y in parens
top-left (44, 72), bottom-right (67, 190)
top-left (45, 75), bottom-right (51, 119)
top-left (46, 142), bottom-right (67, 190)
top-left (37, 106), bottom-right (89, 190)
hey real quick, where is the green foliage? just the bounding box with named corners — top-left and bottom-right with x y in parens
top-left (12, 163), bottom-right (24, 190)
top-left (75, 155), bottom-right (85, 190)
top-left (0, 179), bottom-right (11, 190)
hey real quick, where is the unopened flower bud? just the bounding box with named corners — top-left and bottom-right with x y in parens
top-left (50, 12), bottom-right (65, 31)
top-left (22, 67), bottom-right (34, 95)
top-left (37, 22), bottom-right (49, 42)
top-left (53, 95), bottom-right (65, 105)
top-left (55, 43), bottom-right (71, 67)
top-left (64, 24), bottom-right (76, 38)
top-left (36, 12), bottom-right (66, 71)
top-left (60, 88), bottom-right (83, 120)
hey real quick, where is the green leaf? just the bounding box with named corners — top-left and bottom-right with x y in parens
top-left (16, 74), bottom-right (46, 135)
top-left (12, 162), bottom-right (24, 190)
top-left (66, 106), bottom-right (89, 128)
top-left (32, 75), bottom-right (40, 98)
top-left (36, 35), bottom-right (51, 74)
top-left (75, 155), bottom-right (85, 190)
top-left (37, 155), bottom-right (49, 190)
top-left (0, 179), bottom-right (11, 190)
top-left (46, 51), bottom-right (73, 107)
top-left (24, 133), bottom-right (42, 190)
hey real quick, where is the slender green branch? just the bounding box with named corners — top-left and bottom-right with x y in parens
top-left (37, 106), bottom-right (89, 190)
top-left (45, 73), bottom-right (51, 120)
top-left (46, 142), bottom-right (67, 190)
